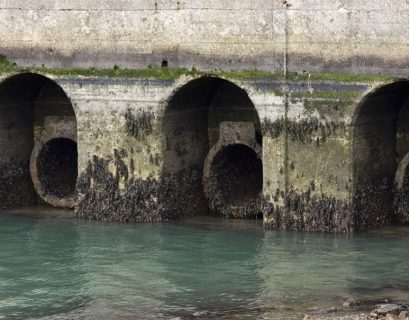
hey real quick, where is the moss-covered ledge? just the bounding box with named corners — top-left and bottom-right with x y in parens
top-left (0, 54), bottom-right (402, 83)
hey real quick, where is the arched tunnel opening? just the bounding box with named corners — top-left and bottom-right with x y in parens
top-left (353, 80), bottom-right (409, 228)
top-left (0, 73), bottom-right (77, 210)
top-left (37, 138), bottom-right (78, 199)
top-left (208, 144), bottom-right (262, 217)
top-left (162, 77), bottom-right (262, 218)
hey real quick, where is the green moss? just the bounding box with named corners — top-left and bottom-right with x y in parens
top-left (291, 90), bottom-right (362, 100)
top-left (44, 68), bottom-right (282, 81)
top-left (216, 69), bottom-right (282, 80)
top-left (293, 71), bottom-right (394, 83)
top-left (0, 54), bottom-right (18, 73)
top-left (0, 55), bottom-right (401, 83)
top-left (39, 66), bottom-right (286, 81)
top-left (41, 66), bottom-right (197, 80)
top-left (210, 70), bottom-right (394, 83)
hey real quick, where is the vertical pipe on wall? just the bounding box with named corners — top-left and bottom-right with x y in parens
top-left (283, 1), bottom-right (290, 205)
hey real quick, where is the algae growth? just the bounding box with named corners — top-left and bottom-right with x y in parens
top-left (0, 54), bottom-right (400, 83)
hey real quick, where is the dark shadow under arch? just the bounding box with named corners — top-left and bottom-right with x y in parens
top-left (0, 72), bottom-right (77, 209)
top-left (37, 138), bottom-right (78, 198)
top-left (161, 77), bottom-right (262, 218)
top-left (208, 144), bottom-right (263, 218)
top-left (353, 80), bottom-right (409, 228)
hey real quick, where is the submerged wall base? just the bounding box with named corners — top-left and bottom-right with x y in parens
top-left (263, 191), bottom-right (354, 233)
top-left (75, 152), bottom-right (208, 222)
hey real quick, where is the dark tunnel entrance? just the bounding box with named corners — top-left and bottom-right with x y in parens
top-left (208, 144), bottom-right (263, 217)
top-left (0, 73), bottom-right (77, 210)
top-left (37, 138), bottom-right (78, 199)
top-left (353, 81), bottom-right (409, 228)
top-left (162, 77), bottom-right (262, 218)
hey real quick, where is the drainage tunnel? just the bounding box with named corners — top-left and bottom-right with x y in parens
top-left (207, 144), bottom-right (263, 217)
top-left (0, 73), bottom-right (77, 209)
top-left (162, 77), bottom-right (262, 218)
top-left (353, 80), bottom-right (409, 227)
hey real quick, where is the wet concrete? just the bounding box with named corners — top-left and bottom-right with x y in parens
top-left (264, 189), bottom-right (353, 233)
top-left (37, 138), bottom-right (78, 198)
top-left (262, 117), bottom-right (346, 143)
top-left (207, 144), bottom-right (263, 218)
top-left (0, 160), bottom-right (35, 209)
top-left (0, 206), bottom-right (75, 219)
top-left (0, 72), bottom-right (77, 210)
top-left (1, 72), bottom-right (409, 233)
top-left (76, 151), bottom-right (208, 222)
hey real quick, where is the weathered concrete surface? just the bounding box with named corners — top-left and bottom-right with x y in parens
top-left (204, 122), bottom-right (263, 218)
top-left (0, 72), bottom-right (77, 209)
top-left (0, 69), bottom-right (408, 232)
top-left (354, 81), bottom-right (409, 228)
top-left (57, 73), bottom-right (368, 231)
top-left (1, 0), bottom-right (409, 74)
top-left (1, 1), bottom-right (409, 230)
top-left (30, 116), bottom-right (77, 208)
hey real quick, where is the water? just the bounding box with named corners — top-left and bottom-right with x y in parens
top-left (1, 211), bottom-right (409, 320)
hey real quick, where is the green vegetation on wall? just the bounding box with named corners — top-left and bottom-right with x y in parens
top-left (0, 54), bottom-right (399, 83)
top-left (0, 54), bottom-right (17, 73)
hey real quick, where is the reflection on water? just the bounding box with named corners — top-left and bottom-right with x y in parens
top-left (0, 212), bottom-right (408, 320)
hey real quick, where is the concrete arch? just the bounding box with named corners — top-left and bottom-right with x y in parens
top-left (161, 75), bottom-right (262, 169)
top-left (0, 71), bottom-right (80, 120)
top-left (42, 77), bottom-right (80, 122)
top-left (0, 72), bottom-right (78, 209)
top-left (202, 122), bottom-right (262, 197)
top-left (160, 75), bottom-right (263, 131)
top-left (351, 79), bottom-right (408, 126)
top-left (352, 79), bottom-right (409, 228)
top-left (161, 76), bottom-right (262, 217)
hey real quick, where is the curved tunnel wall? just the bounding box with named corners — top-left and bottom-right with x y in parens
top-left (0, 73), bottom-right (77, 209)
top-left (34, 80), bottom-right (76, 130)
top-left (353, 81), bottom-right (409, 228)
top-left (208, 81), bottom-right (262, 147)
top-left (162, 77), bottom-right (262, 217)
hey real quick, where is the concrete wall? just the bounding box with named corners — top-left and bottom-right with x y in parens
top-left (0, 68), bottom-right (408, 231)
top-left (1, 0), bottom-right (409, 75)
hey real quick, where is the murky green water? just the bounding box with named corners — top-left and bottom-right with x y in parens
top-left (1, 212), bottom-right (409, 320)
